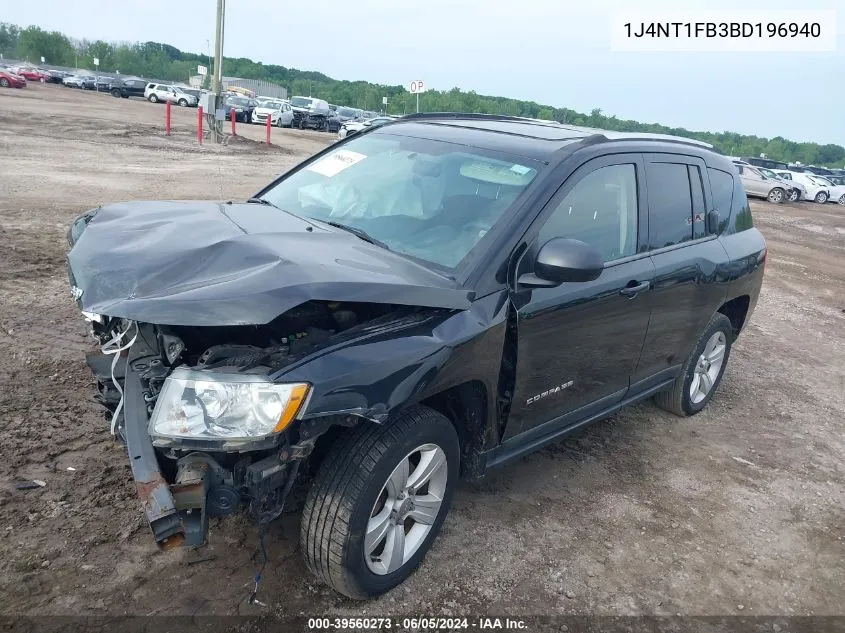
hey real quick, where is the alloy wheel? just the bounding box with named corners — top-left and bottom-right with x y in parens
top-left (365, 443), bottom-right (448, 575)
top-left (689, 331), bottom-right (727, 405)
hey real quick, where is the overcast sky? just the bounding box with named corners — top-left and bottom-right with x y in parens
top-left (4, 0), bottom-right (844, 146)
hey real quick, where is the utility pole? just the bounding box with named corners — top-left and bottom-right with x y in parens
top-left (211, 0), bottom-right (226, 142)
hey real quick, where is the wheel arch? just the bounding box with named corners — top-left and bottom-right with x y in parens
top-left (718, 294), bottom-right (750, 339)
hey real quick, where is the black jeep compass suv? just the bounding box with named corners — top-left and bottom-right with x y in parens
top-left (66, 113), bottom-right (766, 599)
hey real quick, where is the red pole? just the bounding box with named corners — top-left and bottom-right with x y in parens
top-left (197, 106), bottom-right (203, 144)
top-left (165, 100), bottom-right (171, 136)
top-left (231, 108), bottom-right (236, 136)
top-left (265, 111), bottom-right (271, 144)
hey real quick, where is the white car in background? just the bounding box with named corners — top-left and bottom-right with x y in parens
top-left (808, 175), bottom-right (845, 205)
top-left (775, 170), bottom-right (837, 204)
top-left (251, 99), bottom-right (294, 127)
top-left (144, 83), bottom-right (198, 107)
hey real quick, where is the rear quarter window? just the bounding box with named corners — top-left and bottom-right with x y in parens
top-left (708, 167), bottom-right (752, 234)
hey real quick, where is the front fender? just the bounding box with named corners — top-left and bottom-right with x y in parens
top-left (275, 292), bottom-right (509, 427)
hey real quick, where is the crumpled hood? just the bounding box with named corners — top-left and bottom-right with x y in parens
top-left (67, 200), bottom-right (471, 326)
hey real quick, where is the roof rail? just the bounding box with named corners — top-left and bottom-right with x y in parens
top-left (399, 112), bottom-right (547, 124)
top-left (397, 112), bottom-right (714, 149)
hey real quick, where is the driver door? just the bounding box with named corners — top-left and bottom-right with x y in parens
top-left (503, 154), bottom-right (654, 441)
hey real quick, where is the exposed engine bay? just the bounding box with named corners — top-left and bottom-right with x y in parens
top-left (83, 300), bottom-right (416, 548)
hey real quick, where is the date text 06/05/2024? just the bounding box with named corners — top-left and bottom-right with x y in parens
top-left (306, 617), bottom-right (528, 630)
top-left (623, 22), bottom-right (821, 38)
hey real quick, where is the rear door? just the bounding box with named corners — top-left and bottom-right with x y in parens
top-left (632, 155), bottom-right (729, 389)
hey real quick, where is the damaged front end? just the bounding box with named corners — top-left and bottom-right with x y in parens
top-left (66, 200), bottom-right (480, 550)
top-left (83, 301), bottom-right (423, 550)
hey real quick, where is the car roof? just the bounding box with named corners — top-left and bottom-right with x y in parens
top-left (372, 113), bottom-right (717, 163)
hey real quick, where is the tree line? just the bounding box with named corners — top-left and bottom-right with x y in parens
top-left (1, 22), bottom-right (842, 167)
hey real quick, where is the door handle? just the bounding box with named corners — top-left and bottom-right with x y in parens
top-left (619, 280), bottom-right (650, 297)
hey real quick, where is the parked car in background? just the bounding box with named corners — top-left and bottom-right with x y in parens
top-left (110, 78), bottom-right (147, 99)
top-left (95, 76), bottom-right (112, 91)
top-left (808, 176), bottom-right (845, 204)
top-left (63, 74), bottom-right (90, 88)
top-left (251, 99), bottom-right (294, 127)
top-left (0, 69), bottom-right (26, 89)
top-left (735, 164), bottom-right (788, 203)
top-left (179, 87), bottom-right (204, 101)
top-left (775, 171), bottom-right (832, 204)
top-left (338, 116), bottom-right (397, 139)
top-left (756, 167), bottom-right (806, 202)
top-left (224, 95), bottom-right (256, 122)
top-left (742, 156), bottom-right (789, 171)
top-left (803, 166), bottom-right (835, 176)
top-left (46, 70), bottom-right (68, 84)
top-left (145, 83), bottom-right (197, 107)
top-left (823, 174), bottom-right (845, 187)
top-left (289, 96), bottom-right (331, 130)
top-left (164, 86), bottom-right (199, 107)
top-left (16, 67), bottom-right (50, 82)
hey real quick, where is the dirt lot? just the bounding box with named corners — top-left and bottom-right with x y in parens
top-left (0, 83), bottom-right (843, 619)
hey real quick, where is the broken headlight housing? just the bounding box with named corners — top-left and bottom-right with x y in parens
top-left (149, 368), bottom-right (310, 445)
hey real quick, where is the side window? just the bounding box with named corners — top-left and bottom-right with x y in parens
top-left (689, 165), bottom-right (706, 240)
top-left (538, 164), bottom-right (638, 262)
top-left (645, 162), bottom-right (693, 249)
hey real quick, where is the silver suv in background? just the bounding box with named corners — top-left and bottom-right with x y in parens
top-left (144, 83), bottom-right (198, 107)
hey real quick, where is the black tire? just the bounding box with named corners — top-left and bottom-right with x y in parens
top-left (815, 191), bottom-right (829, 204)
top-left (838, 195), bottom-right (845, 206)
top-left (110, 89), bottom-right (121, 98)
top-left (653, 313), bottom-right (733, 417)
top-left (149, 94), bottom-right (158, 103)
top-left (787, 188), bottom-right (800, 203)
top-left (301, 405), bottom-right (459, 599)
top-left (0, 78), bottom-right (9, 88)
top-left (178, 98), bottom-right (188, 107)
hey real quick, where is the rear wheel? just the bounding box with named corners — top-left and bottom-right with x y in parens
top-left (654, 313), bottom-right (733, 417)
top-left (838, 195), bottom-right (845, 206)
top-left (301, 405), bottom-right (459, 599)
top-left (815, 191), bottom-right (829, 204)
top-left (767, 187), bottom-right (785, 204)
top-left (148, 94), bottom-right (158, 103)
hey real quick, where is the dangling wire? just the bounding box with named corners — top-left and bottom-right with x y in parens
top-left (248, 522), bottom-right (269, 607)
top-left (101, 320), bottom-right (138, 435)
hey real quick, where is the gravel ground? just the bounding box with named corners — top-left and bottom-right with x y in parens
top-left (0, 83), bottom-right (843, 619)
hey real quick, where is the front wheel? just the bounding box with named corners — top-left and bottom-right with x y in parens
top-left (301, 405), bottom-right (459, 599)
top-left (767, 187), bottom-right (785, 204)
top-left (653, 313), bottom-right (733, 417)
top-left (178, 98), bottom-right (188, 107)
top-left (815, 191), bottom-right (829, 204)
top-left (0, 78), bottom-right (9, 88)
top-left (787, 188), bottom-right (800, 202)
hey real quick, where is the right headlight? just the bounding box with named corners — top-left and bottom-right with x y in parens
top-left (149, 368), bottom-right (310, 443)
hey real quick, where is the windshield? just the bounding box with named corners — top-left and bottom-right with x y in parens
top-left (262, 100), bottom-right (283, 109)
top-left (260, 134), bottom-right (540, 270)
top-left (812, 176), bottom-right (834, 186)
top-left (227, 97), bottom-right (249, 107)
top-left (760, 168), bottom-right (776, 178)
top-left (290, 97), bottom-right (312, 108)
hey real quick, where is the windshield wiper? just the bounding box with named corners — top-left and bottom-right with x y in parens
top-left (323, 221), bottom-right (390, 250)
top-left (246, 197), bottom-right (279, 208)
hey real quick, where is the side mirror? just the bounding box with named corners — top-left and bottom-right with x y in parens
top-left (707, 210), bottom-right (720, 234)
top-left (519, 238), bottom-right (604, 287)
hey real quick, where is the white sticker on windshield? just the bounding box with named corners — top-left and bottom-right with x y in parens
top-left (306, 150), bottom-right (367, 177)
top-left (510, 164), bottom-right (531, 175)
